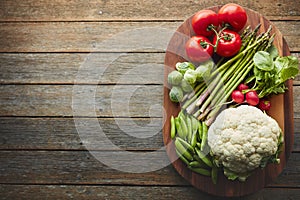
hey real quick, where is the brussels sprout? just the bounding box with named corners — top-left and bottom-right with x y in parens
top-left (184, 69), bottom-right (197, 85)
top-left (181, 79), bottom-right (194, 93)
top-left (167, 70), bottom-right (183, 85)
top-left (169, 86), bottom-right (184, 103)
top-left (176, 62), bottom-right (195, 74)
top-left (195, 60), bottom-right (214, 81)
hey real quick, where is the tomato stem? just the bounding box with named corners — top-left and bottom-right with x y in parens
top-left (199, 41), bottom-right (209, 49)
top-left (209, 25), bottom-right (231, 52)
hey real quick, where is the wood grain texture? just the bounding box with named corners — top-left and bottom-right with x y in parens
top-left (0, 151), bottom-right (299, 187)
top-left (0, 85), bottom-right (299, 118)
top-left (294, 53), bottom-right (300, 85)
top-left (0, 21), bottom-right (299, 52)
top-left (0, 117), bottom-right (299, 151)
top-left (0, 52), bottom-right (298, 85)
top-left (0, 85), bottom-right (163, 117)
top-left (0, 0), bottom-right (299, 21)
top-left (0, 185), bottom-right (300, 200)
top-left (0, 53), bottom-right (165, 84)
top-left (0, 0), bottom-right (299, 199)
top-left (0, 118), bottom-right (164, 150)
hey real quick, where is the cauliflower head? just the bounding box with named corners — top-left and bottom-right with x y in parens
top-left (207, 105), bottom-right (283, 181)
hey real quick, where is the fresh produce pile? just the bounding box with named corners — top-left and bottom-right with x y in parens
top-left (167, 3), bottom-right (299, 183)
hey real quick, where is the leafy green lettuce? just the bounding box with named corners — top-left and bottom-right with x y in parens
top-left (247, 48), bottom-right (299, 98)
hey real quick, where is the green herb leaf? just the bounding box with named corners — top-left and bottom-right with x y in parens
top-left (275, 56), bottom-right (299, 83)
top-left (267, 45), bottom-right (279, 60)
top-left (253, 51), bottom-right (274, 71)
top-left (251, 51), bottom-right (299, 99)
top-left (253, 67), bottom-right (264, 80)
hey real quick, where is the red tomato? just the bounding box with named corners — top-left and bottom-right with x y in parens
top-left (185, 36), bottom-right (214, 63)
top-left (213, 30), bottom-right (241, 57)
top-left (245, 91), bottom-right (259, 106)
top-left (218, 3), bottom-right (247, 32)
top-left (231, 90), bottom-right (244, 103)
top-left (192, 9), bottom-right (219, 36)
top-left (259, 100), bottom-right (271, 111)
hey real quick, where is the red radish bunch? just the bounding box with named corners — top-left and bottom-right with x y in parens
top-left (231, 83), bottom-right (270, 110)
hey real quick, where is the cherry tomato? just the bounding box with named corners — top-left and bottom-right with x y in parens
top-left (259, 100), bottom-right (271, 111)
top-left (237, 83), bottom-right (249, 92)
top-left (231, 90), bottom-right (244, 103)
top-left (213, 30), bottom-right (241, 57)
top-left (192, 9), bottom-right (219, 36)
top-left (185, 36), bottom-right (213, 63)
top-left (245, 90), bottom-right (259, 106)
top-left (218, 3), bottom-right (247, 32)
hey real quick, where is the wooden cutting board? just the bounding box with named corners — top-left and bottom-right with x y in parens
top-left (163, 6), bottom-right (294, 197)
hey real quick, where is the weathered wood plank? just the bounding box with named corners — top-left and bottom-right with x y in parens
top-left (0, 117), bottom-right (298, 151)
top-left (0, 0), bottom-right (299, 21)
top-left (0, 0), bottom-right (298, 199)
top-left (294, 53), bottom-right (300, 85)
top-left (0, 118), bottom-right (164, 150)
top-left (294, 86), bottom-right (300, 118)
top-left (0, 52), bottom-right (298, 85)
top-left (0, 21), bottom-right (299, 52)
top-left (0, 85), bottom-right (299, 118)
top-left (0, 53), bottom-right (164, 84)
top-left (0, 185), bottom-right (300, 200)
top-left (0, 150), bottom-right (184, 185)
top-left (0, 150), bottom-right (299, 187)
top-left (0, 22), bottom-right (176, 52)
top-left (0, 85), bottom-right (163, 117)
top-left (0, 117), bottom-right (299, 151)
top-left (295, 118), bottom-right (300, 152)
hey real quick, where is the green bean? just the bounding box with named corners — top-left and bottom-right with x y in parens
top-left (176, 137), bottom-right (194, 153)
top-left (186, 115), bottom-right (193, 143)
top-left (188, 166), bottom-right (211, 176)
top-left (175, 117), bottom-right (180, 130)
top-left (189, 160), bottom-right (208, 168)
top-left (175, 149), bottom-right (189, 165)
top-left (200, 122), bottom-right (208, 151)
top-left (190, 116), bottom-right (198, 147)
top-left (191, 116), bottom-right (199, 135)
top-left (197, 121), bottom-right (203, 141)
top-left (170, 116), bottom-right (176, 139)
top-left (175, 118), bottom-right (184, 139)
top-left (179, 115), bottom-right (188, 140)
top-left (195, 147), bottom-right (213, 168)
top-left (211, 166), bottom-right (218, 185)
top-left (189, 161), bottom-right (201, 168)
top-left (174, 137), bottom-right (193, 161)
top-left (193, 155), bottom-right (211, 169)
top-left (191, 116), bottom-right (198, 128)
top-left (191, 132), bottom-right (197, 148)
top-left (178, 110), bottom-right (185, 120)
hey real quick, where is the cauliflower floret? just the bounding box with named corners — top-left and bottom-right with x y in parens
top-left (208, 105), bottom-right (283, 181)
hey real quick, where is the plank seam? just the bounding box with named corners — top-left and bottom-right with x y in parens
top-left (0, 18), bottom-right (299, 23)
top-left (0, 183), bottom-right (299, 189)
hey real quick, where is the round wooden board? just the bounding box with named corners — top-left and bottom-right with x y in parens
top-left (163, 6), bottom-right (294, 197)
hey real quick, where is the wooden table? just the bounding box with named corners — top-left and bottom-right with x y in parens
top-left (0, 0), bottom-right (299, 199)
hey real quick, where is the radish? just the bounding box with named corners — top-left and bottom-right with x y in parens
top-left (237, 83), bottom-right (249, 92)
top-left (231, 90), bottom-right (244, 103)
top-left (245, 91), bottom-right (259, 106)
top-left (259, 100), bottom-right (271, 111)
